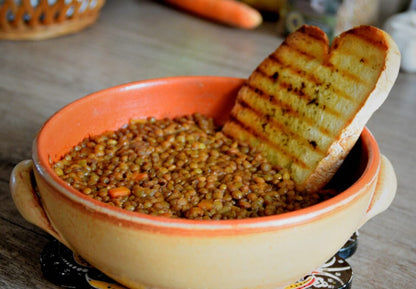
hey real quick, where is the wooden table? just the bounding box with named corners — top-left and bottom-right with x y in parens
top-left (1, 1), bottom-right (415, 288)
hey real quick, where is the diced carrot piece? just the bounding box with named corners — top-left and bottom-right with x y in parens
top-left (198, 199), bottom-right (214, 210)
top-left (130, 172), bottom-right (148, 182)
top-left (108, 187), bottom-right (131, 198)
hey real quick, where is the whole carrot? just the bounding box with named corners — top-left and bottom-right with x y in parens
top-left (163, 0), bottom-right (263, 29)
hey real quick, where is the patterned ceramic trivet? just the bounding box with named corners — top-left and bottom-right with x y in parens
top-left (283, 255), bottom-right (352, 289)
top-left (40, 233), bottom-right (357, 289)
top-left (40, 238), bottom-right (125, 289)
top-left (337, 232), bottom-right (358, 260)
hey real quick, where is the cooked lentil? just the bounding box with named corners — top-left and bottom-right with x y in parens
top-left (53, 113), bottom-right (337, 220)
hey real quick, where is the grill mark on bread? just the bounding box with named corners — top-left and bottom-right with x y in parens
top-left (235, 96), bottom-right (326, 154)
top-left (280, 42), bottom-right (316, 61)
top-left (253, 67), bottom-right (342, 119)
top-left (267, 52), bottom-right (359, 103)
top-left (342, 28), bottom-right (389, 51)
top-left (327, 64), bottom-right (368, 86)
top-left (226, 114), bottom-right (309, 169)
top-left (244, 82), bottom-right (333, 137)
top-left (272, 41), bottom-right (376, 99)
top-left (298, 25), bottom-right (329, 43)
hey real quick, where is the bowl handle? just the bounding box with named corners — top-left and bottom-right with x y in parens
top-left (360, 154), bottom-right (397, 227)
top-left (10, 160), bottom-right (71, 249)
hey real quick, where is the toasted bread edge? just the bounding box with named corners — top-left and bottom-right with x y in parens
top-left (301, 26), bottom-right (401, 193)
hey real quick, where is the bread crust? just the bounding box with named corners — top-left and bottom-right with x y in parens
top-left (303, 26), bottom-right (401, 192)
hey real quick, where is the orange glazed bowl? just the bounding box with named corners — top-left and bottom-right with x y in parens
top-left (10, 76), bottom-right (397, 289)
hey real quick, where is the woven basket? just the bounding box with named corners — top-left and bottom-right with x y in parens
top-left (0, 0), bottom-right (105, 40)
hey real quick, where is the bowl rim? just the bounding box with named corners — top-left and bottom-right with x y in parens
top-left (32, 76), bottom-right (381, 234)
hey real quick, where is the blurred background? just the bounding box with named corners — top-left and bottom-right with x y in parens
top-left (2, 0), bottom-right (414, 73)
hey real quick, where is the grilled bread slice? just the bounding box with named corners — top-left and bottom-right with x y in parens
top-left (223, 25), bottom-right (400, 193)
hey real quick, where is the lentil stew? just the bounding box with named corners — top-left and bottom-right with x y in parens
top-left (53, 113), bottom-right (337, 220)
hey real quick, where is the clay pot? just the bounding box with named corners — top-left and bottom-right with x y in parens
top-left (10, 76), bottom-right (397, 289)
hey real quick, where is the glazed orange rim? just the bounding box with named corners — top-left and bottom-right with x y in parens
top-left (33, 76), bottom-right (381, 233)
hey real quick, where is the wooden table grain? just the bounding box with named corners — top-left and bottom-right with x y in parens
top-left (1, 1), bottom-right (415, 288)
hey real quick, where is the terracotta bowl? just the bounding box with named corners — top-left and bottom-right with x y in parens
top-left (10, 76), bottom-right (397, 289)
